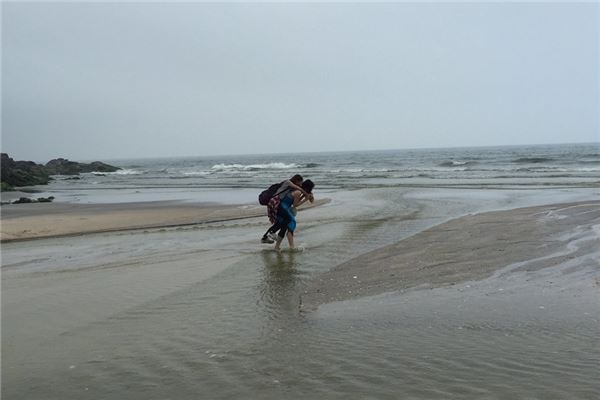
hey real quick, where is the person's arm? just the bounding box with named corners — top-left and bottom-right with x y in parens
top-left (301, 192), bottom-right (314, 203)
top-left (293, 191), bottom-right (310, 207)
top-left (287, 180), bottom-right (309, 197)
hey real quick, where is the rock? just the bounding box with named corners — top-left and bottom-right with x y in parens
top-left (87, 161), bottom-right (120, 173)
top-left (1, 153), bottom-right (120, 190)
top-left (9, 196), bottom-right (54, 204)
top-left (45, 158), bottom-right (120, 175)
top-left (44, 158), bottom-right (81, 175)
top-left (1, 153), bottom-right (51, 188)
top-left (13, 197), bottom-right (34, 204)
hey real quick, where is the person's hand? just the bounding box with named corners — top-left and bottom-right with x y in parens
top-left (308, 194), bottom-right (314, 203)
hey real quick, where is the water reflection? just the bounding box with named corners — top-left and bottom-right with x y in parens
top-left (259, 250), bottom-right (302, 319)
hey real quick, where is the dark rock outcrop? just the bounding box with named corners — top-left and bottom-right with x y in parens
top-left (1, 153), bottom-right (51, 189)
top-left (12, 197), bottom-right (34, 204)
top-left (11, 196), bottom-right (55, 204)
top-left (1, 153), bottom-right (120, 191)
top-left (45, 158), bottom-right (120, 175)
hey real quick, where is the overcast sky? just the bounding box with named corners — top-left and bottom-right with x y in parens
top-left (2, 2), bottom-right (598, 162)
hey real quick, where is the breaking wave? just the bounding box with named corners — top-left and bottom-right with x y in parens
top-left (211, 162), bottom-right (298, 171)
top-left (104, 169), bottom-right (144, 175)
top-left (438, 160), bottom-right (478, 167)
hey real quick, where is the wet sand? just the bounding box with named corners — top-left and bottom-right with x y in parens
top-left (301, 201), bottom-right (600, 310)
top-left (0, 199), bottom-right (329, 242)
top-left (2, 189), bottom-right (599, 399)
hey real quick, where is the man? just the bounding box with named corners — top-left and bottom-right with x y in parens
top-left (261, 174), bottom-right (312, 243)
top-left (272, 179), bottom-right (315, 251)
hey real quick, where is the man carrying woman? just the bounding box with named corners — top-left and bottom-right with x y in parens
top-left (260, 174), bottom-right (311, 243)
top-left (266, 179), bottom-right (315, 251)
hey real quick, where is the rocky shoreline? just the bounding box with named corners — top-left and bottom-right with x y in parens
top-left (1, 153), bottom-right (120, 191)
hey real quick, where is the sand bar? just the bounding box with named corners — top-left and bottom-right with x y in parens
top-left (0, 199), bottom-right (329, 242)
top-left (301, 201), bottom-right (600, 310)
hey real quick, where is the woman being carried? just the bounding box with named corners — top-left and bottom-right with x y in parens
top-left (271, 179), bottom-right (314, 251)
top-left (261, 174), bottom-right (310, 244)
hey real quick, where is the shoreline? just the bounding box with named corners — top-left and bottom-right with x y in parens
top-left (300, 200), bottom-right (600, 311)
top-left (0, 198), bottom-right (330, 242)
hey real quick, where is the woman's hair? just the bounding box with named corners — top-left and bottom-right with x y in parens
top-left (290, 174), bottom-right (303, 185)
top-left (301, 179), bottom-right (314, 194)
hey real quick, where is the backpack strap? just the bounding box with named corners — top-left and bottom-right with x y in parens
top-left (274, 181), bottom-right (292, 197)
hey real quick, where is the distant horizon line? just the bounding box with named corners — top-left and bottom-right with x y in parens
top-left (5, 140), bottom-right (598, 163)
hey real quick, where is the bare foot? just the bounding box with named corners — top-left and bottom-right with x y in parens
top-left (274, 237), bottom-right (283, 252)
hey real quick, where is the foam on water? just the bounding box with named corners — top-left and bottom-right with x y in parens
top-left (211, 162), bottom-right (299, 170)
top-left (105, 168), bottom-right (144, 175)
top-left (32, 143), bottom-right (599, 204)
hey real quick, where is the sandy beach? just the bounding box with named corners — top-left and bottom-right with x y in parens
top-left (2, 187), bottom-right (599, 399)
top-left (3, 2), bottom-right (598, 397)
top-left (301, 201), bottom-right (600, 310)
top-left (0, 199), bottom-right (329, 242)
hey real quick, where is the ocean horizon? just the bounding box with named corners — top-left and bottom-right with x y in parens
top-left (13, 142), bottom-right (597, 204)
top-left (77, 140), bottom-right (597, 163)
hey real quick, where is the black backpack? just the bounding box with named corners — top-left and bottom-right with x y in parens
top-left (258, 181), bottom-right (283, 205)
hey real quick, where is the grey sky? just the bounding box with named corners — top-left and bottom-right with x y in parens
top-left (2, 2), bottom-right (598, 161)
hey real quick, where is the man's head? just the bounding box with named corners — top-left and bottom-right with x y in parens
top-left (290, 174), bottom-right (303, 185)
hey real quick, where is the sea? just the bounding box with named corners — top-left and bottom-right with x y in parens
top-left (3, 142), bottom-right (600, 400)
top-left (35, 142), bottom-right (600, 203)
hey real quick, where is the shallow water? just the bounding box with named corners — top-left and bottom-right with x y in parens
top-left (2, 188), bottom-right (599, 399)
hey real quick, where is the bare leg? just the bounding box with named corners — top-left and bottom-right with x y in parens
top-left (274, 235), bottom-right (284, 251)
top-left (286, 231), bottom-right (294, 249)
